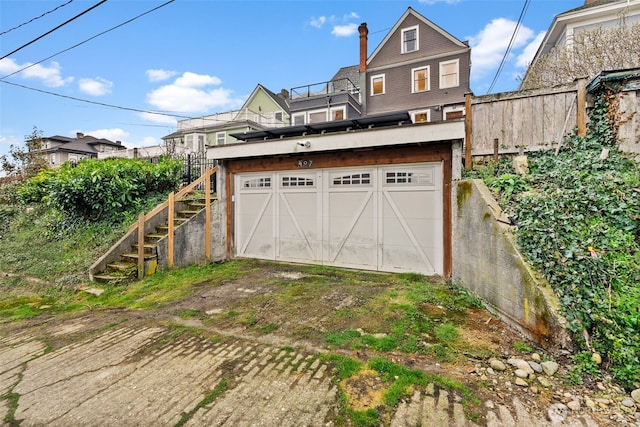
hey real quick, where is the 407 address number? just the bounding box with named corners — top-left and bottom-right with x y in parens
top-left (297, 160), bottom-right (313, 168)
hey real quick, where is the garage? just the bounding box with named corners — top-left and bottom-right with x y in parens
top-left (234, 162), bottom-right (443, 275)
top-left (215, 119), bottom-right (463, 278)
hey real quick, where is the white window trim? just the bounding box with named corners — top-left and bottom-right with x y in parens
top-left (292, 113), bottom-right (306, 125)
top-left (370, 74), bottom-right (385, 96)
top-left (409, 109), bottom-right (431, 124)
top-left (329, 106), bottom-right (346, 121)
top-left (401, 25), bottom-right (419, 54)
top-left (411, 65), bottom-right (430, 93)
top-left (439, 59), bottom-right (460, 89)
top-left (307, 109), bottom-right (328, 124)
top-left (216, 131), bottom-right (226, 146)
top-left (443, 105), bottom-right (465, 120)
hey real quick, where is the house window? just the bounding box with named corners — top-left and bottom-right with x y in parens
top-left (216, 132), bottom-right (226, 146)
top-left (275, 112), bottom-right (283, 122)
top-left (410, 109), bottom-right (431, 124)
top-left (401, 26), bottom-right (418, 53)
top-left (308, 110), bottom-right (327, 124)
top-left (331, 107), bottom-right (345, 121)
top-left (293, 113), bottom-right (305, 125)
top-left (444, 106), bottom-right (465, 120)
top-left (439, 59), bottom-right (459, 89)
top-left (412, 66), bottom-right (430, 93)
top-left (371, 74), bottom-right (385, 96)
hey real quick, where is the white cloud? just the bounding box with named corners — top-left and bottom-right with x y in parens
top-left (516, 31), bottom-right (546, 68)
top-left (146, 69), bottom-right (178, 82)
top-left (139, 111), bottom-right (179, 125)
top-left (0, 58), bottom-right (73, 87)
top-left (332, 23), bottom-right (358, 37)
top-left (343, 12), bottom-right (360, 20)
top-left (76, 128), bottom-right (129, 142)
top-left (145, 72), bottom-right (241, 114)
top-left (310, 16), bottom-right (327, 28)
top-left (78, 77), bottom-right (113, 96)
top-left (468, 18), bottom-right (534, 81)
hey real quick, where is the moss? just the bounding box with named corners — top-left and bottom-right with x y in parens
top-left (456, 181), bottom-right (473, 216)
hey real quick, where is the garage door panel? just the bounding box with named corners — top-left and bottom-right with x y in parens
top-left (277, 191), bottom-right (321, 261)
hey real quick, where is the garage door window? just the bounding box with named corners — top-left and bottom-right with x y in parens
top-left (332, 172), bottom-right (371, 186)
top-left (243, 177), bottom-right (271, 188)
top-left (385, 170), bottom-right (434, 185)
top-left (282, 176), bottom-right (315, 187)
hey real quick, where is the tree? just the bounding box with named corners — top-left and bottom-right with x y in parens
top-left (0, 127), bottom-right (49, 178)
top-left (520, 20), bottom-right (640, 90)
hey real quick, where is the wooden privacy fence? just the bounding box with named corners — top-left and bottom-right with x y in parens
top-left (464, 80), bottom-right (587, 166)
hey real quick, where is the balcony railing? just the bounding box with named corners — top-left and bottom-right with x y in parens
top-left (177, 109), bottom-right (287, 131)
top-left (290, 78), bottom-right (360, 102)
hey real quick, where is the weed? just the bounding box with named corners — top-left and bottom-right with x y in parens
top-left (257, 323), bottom-right (279, 334)
top-left (174, 376), bottom-right (232, 426)
top-left (176, 309), bottom-right (200, 319)
top-left (321, 354), bottom-right (362, 379)
top-left (513, 341), bottom-right (533, 353)
top-left (434, 323), bottom-right (459, 343)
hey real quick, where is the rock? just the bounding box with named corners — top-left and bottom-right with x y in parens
top-left (538, 376), bottom-right (552, 388)
top-left (490, 359), bottom-right (507, 371)
top-left (530, 386), bottom-right (539, 394)
top-left (486, 367), bottom-right (495, 375)
top-left (78, 286), bottom-right (105, 296)
top-left (621, 398), bottom-right (635, 408)
top-left (485, 400), bottom-right (495, 409)
top-left (596, 382), bottom-right (607, 391)
top-left (541, 361), bottom-right (559, 376)
top-left (585, 398), bottom-right (596, 409)
top-left (548, 403), bottom-right (568, 423)
top-left (631, 388), bottom-right (640, 403)
top-left (508, 358), bottom-right (534, 374)
top-left (531, 353), bottom-right (541, 362)
top-left (528, 361), bottom-right (543, 373)
top-left (515, 378), bottom-right (528, 387)
top-left (592, 352), bottom-right (602, 365)
top-left (513, 155), bottom-right (529, 175)
top-left (514, 369), bottom-right (529, 379)
top-left (567, 400), bottom-right (581, 411)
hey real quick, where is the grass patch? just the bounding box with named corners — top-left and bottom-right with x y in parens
top-left (175, 376), bottom-right (232, 427)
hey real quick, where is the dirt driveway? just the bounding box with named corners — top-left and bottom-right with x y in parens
top-left (0, 261), bottom-right (623, 426)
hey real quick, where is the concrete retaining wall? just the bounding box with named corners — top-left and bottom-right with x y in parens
top-left (452, 179), bottom-right (572, 350)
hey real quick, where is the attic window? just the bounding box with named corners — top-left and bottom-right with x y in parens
top-left (401, 26), bottom-right (418, 53)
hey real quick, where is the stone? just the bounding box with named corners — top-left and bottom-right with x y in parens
top-left (508, 358), bottom-right (534, 374)
top-left (515, 378), bottom-right (528, 387)
top-left (531, 353), bottom-right (541, 362)
top-left (592, 352), bottom-right (602, 365)
top-left (621, 398), bottom-right (636, 408)
top-left (585, 398), bottom-right (596, 409)
top-left (538, 376), bottom-right (552, 388)
top-left (596, 382), bottom-right (607, 391)
top-left (530, 386), bottom-right (539, 394)
top-left (541, 361), bottom-right (559, 376)
top-left (490, 359), bottom-right (507, 371)
top-left (486, 367), bottom-right (495, 375)
top-left (528, 361), bottom-right (543, 373)
top-left (514, 369), bottom-right (529, 379)
top-left (79, 287), bottom-right (105, 296)
top-left (567, 400), bottom-right (581, 411)
top-left (513, 155), bottom-right (529, 175)
top-left (548, 403), bottom-right (568, 423)
top-left (631, 388), bottom-right (640, 403)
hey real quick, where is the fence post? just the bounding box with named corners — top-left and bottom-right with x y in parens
top-left (577, 78), bottom-right (587, 137)
top-left (137, 213), bottom-right (145, 279)
top-left (168, 192), bottom-right (175, 268)
top-left (464, 92), bottom-right (473, 170)
top-left (493, 138), bottom-right (499, 171)
top-left (205, 169), bottom-right (212, 260)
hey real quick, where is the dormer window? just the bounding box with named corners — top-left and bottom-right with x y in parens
top-left (401, 26), bottom-right (418, 53)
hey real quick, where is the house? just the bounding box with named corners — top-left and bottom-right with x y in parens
top-left (39, 132), bottom-right (126, 167)
top-left (520, 0), bottom-right (640, 89)
top-left (162, 84), bottom-right (290, 151)
top-left (210, 7), bottom-right (472, 278)
top-left (277, 7), bottom-right (471, 128)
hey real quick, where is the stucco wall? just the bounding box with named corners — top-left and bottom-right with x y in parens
top-left (452, 179), bottom-right (572, 350)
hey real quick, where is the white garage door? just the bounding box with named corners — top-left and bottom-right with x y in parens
top-left (234, 163), bottom-right (443, 275)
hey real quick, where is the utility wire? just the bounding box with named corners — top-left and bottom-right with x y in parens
top-left (0, 0), bottom-right (75, 36)
top-left (0, 79), bottom-right (193, 120)
top-left (485, 0), bottom-right (531, 94)
top-left (1, 0), bottom-right (176, 81)
top-left (0, 0), bottom-right (108, 61)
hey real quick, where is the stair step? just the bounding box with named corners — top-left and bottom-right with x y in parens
top-left (107, 261), bottom-right (137, 271)
top-left (121, 252), bottom-right (158, 261)
top-left (92, 272), bottom-right (134, 284)
top-left (146, 233), bottom-right (166, 242)
top-left (132, 243), bottom-right (157, 253)
top-left (177, 209), bottom-right (200, 216)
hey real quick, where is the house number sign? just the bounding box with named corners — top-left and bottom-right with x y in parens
top-left (297, 159), bottom-right (313, 168)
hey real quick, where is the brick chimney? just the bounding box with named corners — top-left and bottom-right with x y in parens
top-left (358, 22), bottom-right (368, 72)
top-left (76, 132), bottom-right (84, 139)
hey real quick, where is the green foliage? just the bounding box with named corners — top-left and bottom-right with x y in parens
top-left (567, 351), bottom-right (601, 386)
top-left (19, 157), bottom-right (182, 222)
top-left (321, 354), bottom-right (362, 379)
top-left (485, 92), bottom-right (640, 389)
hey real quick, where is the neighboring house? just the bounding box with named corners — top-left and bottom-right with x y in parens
top-left (362, 7), bottom-right (471, 123)
top-left (521, 0), bottom-right (640, 88)
top-left (162, 84), bottom-right (290, 150)
top-left (38, 132), bottom-right (126, 167)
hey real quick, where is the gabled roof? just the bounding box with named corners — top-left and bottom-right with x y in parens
top-left (367, 7), bottom-right (468, 66)
top-left (332, 65), bottom-right (360, 85)
top-left (239, 83), bottom-right (290, 113)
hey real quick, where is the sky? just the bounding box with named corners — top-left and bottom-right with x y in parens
top-left (0, 0), bottom-right (584, 159)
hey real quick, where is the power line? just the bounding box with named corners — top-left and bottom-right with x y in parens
top-left (1, 0), bottom-right (176, 81)
top-left (486, 0), bottom-right (531, 94)
top-left (0, 79), bottom-right (193, 120)
top-left (0, 0), bottom-right (75, 37)
top-left (0, 0), bottom-right (108, 61)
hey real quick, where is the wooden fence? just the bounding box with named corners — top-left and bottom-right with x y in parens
top-left (465, 80), bottom-right (588, 165)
